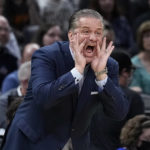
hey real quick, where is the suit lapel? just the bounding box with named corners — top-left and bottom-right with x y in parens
top-left (60, 42), bottom-right (75, 71)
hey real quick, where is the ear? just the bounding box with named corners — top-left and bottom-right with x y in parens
top-left (68, 31), bottom-right (74, 42)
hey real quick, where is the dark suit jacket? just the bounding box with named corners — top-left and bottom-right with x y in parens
top-left (90, 87), bottom-right (144, 150)
top-left (1, 41), bottom-right (128, 150)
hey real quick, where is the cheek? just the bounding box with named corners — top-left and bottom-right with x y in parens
top-left (43, 36), bottom-right (53, 45)
top-left (78, 35), bottom-right (87, 44)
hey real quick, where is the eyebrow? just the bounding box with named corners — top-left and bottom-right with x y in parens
top-left (81, 26), bottom-right (103, 30)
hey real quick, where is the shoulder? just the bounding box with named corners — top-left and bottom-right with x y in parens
top-left (131, 55), bottom-right (140, 64)
top-left (131, 55), bottom-right (142, 68)
top-left (106, 57), bottom-right (119, 76)
top-left (107, 57), bottom-right (118, 68)
top-left (33, 41), bottom-right (68, 56)
top-left (5, 71), bottom-right (18, 79)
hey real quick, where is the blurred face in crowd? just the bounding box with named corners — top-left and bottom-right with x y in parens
top-left (137, 127), bottom-right (150, 148)
top-left (98, 0), bottom-right (115, 14)
top-left (68, 17), bottom-right (103, 63)
top-left (42, 25), bottom-right (62, 46)
top-left (22, 43), bottom-right (40, 63)
top-left (142, 30), bottom-right (150, 51)
top-left (0, 16), bottom-right (10, 46)
top-left (120, 67), bottom-right (134, 87)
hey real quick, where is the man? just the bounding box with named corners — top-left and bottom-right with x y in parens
top-left (0, 15), bottom-right (20, 90)
top-left (0, 15), bottom-right (20, 60)
top-left (90, 50), bottom-right (144, 150)
top-left (0, 61), bottom-right (31, 129)
top-left (1, 9), bottom-right (128, 150)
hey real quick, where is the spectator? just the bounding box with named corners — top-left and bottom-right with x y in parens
top-left (118, 114), bottom-right (150, 150)
top-left (30, 0), bottom-right (74, 40)
top-left (0, 15), bottom-right (20, 60)
top-left (0, 16), bottom-right (19, 90)
top-left (130, 21), bottom-right (150, 95)
top-left (6, 96), bottom-right (24, 124)
top-left (1, 43), bottom-right (39, 94)
top-left (0, 61), bottom-right (31, 129)
top-left (32, 23), bottom-right (62, 46)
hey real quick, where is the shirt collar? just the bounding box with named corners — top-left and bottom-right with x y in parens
top-left (69, 46), bottom-right (75, 60)
top-left (17, 86), bottom-right (23, 96)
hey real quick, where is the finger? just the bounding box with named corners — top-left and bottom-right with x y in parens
top-left (71, 33), bottom-right (78, 53)
top-left (96, 40), bottom-right (101, 56)
top-left (106, 41), bottom-right (113, 50)
top-left (76, 33), bottom-right (79, 47)
top-left (106, 45), bottom-right (115, 56)
top-left (105, 41), bottom-right (113, 53)
top-left (79, 38), bottom-right (87, 52)
top-left (101, 37), bottom-right (106, 52)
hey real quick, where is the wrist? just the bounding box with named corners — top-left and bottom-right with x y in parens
top-left (96, 73), bottom-right (107, 81)
top-left (95, 67), bottom-right (108, 81)
top-left (75, 65), bottom-right (84, 74)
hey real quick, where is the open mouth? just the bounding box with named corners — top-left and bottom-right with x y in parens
top-left (86, 45), bottom-right (95, 53)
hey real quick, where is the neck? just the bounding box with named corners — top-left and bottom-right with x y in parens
top-left (20, 86), bottom-right (26, 96)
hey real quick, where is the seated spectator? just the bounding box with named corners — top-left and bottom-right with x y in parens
top-left (1, 43), bottom-right (39, 94)
top-left (0, 61), bottom-right (31, 129)
top-left (6, 96), bottom-right (24, 125)
top-left (130, 21), bottom-right (150, 95)
top-left (0, 96), bottom-right (24, 147)
top-left (90, 50), bottom-right (144, 150)
top-left (0, 16), bottom-right (19, 90)
top-left (32, 23), bottom-right (62, 46)
top-left (118, 114), bottom-right (150, 150)
top-left (0, 15), bottom-right (20, 60)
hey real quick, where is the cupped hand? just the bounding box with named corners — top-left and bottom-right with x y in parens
top-left (91, 37), bottom-right (114, 73)
top-left (70, 33), bottom-right (87, 74)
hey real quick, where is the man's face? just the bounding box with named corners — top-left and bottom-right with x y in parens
top-left (0, 18), bottom-right (10, 45)
top-left (69, 17), bottom-right (103, 63)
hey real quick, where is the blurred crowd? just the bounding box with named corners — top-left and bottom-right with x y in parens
top-left (0, 0), bottom-right (150, 149)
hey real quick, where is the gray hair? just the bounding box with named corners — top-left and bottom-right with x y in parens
top-left (68, 9), bottom-right (104, 31)
top-left (18, 61), bottom-right (31, 81)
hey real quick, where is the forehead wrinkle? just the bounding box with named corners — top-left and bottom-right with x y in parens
top-left (80, 26), bottom-right (103, 31)
top-left (75, 17), bottom-right (103, 28)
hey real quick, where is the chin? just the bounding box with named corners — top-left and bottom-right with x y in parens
top-left (86, 57), bottom-right (93, 63)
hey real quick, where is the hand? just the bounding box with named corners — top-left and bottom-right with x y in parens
top-left (91, 37), bottom-right (114, 79)
top-left (70, 33), bottom-right (87, 74)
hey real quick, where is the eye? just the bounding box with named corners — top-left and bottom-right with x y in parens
top-left (95, 31), bottom-right (101, 35)
top-left (82, 30), bottom-right (89, 34)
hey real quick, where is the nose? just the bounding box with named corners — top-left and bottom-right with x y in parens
top-left (89, 33), bottom-right (97, 41)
